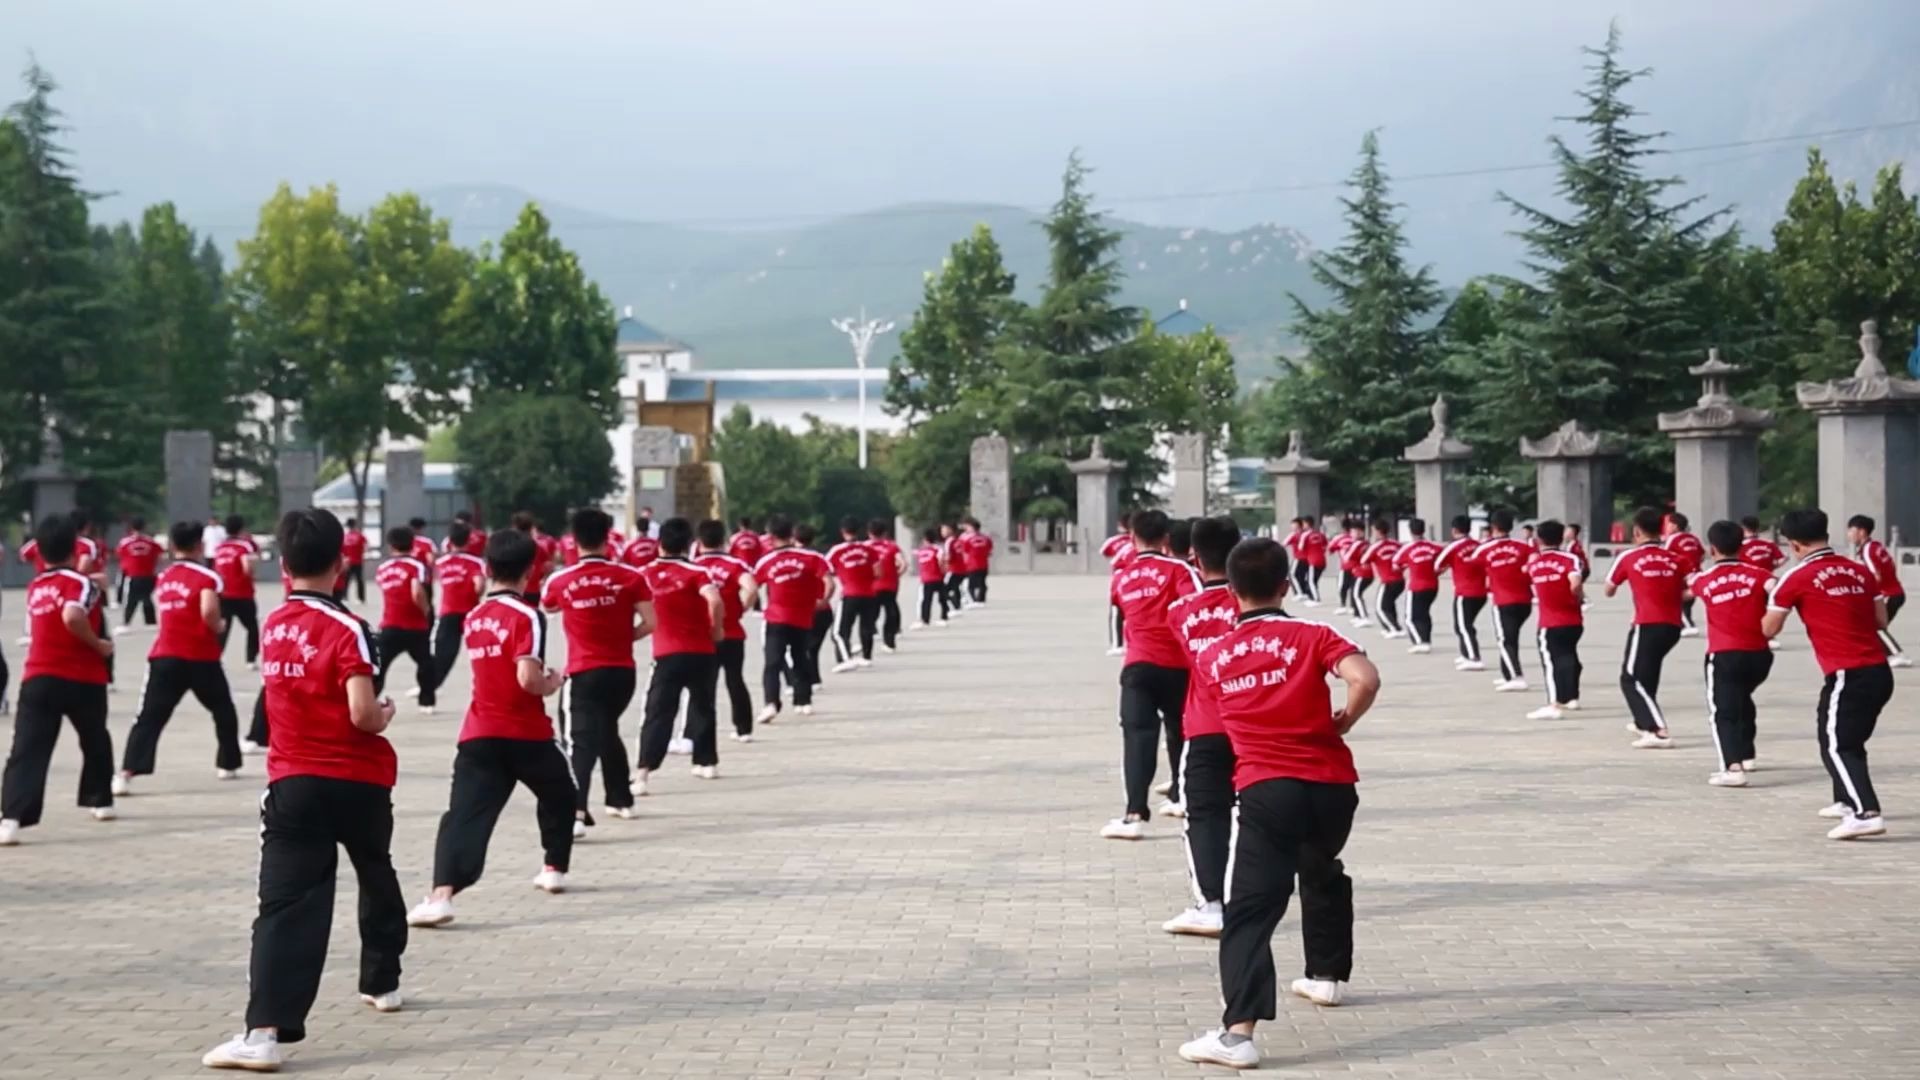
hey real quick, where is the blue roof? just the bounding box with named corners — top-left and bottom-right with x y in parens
top-left (314, 464), bottom-right (464, 502)
top-left (618, 316), bottom-right (684, 347)
top-left (1157, 307), bottom-right (1208, 336)
top-left (666, 375), bottom-right (883, 403)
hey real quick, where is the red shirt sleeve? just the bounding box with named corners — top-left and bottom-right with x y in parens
top-left (333, 620), bottom-right (376, 687)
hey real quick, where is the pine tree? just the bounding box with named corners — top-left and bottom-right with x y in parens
top-left (887, 223), bottom-right (1017, 423)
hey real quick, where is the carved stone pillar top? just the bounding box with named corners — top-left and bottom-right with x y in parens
top-left (1265, 430), bottom-right (1330, 475)
top-left (1796, 321), bottom-right (1920, 415)
top-left (1658, 348), bottom-right (1775, 437)
top-left (1068, 435), bottom-right (1122, 476)
top-left (1403, 394), bottom-right (1474, 462)
top-left (1519, 419), bottom-right (1623, 460)
top-left (22, 426), bottom-right (79, 483)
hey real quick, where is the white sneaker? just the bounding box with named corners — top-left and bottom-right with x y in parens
top-left (1152, 779), bottom-right (1174, 797)
top-left (1104, 646), bottom-right (1125, 657)
top-left (1178, 1030), bottom-right (1260, 1070)
top-left (667, 737), bottom-right (694, 755)
top-left (202, 1030), bottom-right (283, 1071)
top-left (1383, 629), bottom-right (1406, 640)
top-left (216, 768), bottom-right (240, 780)
top-left (855, 658), bottom-right (874, 669)
top-left (0, 819), bottom-right (19, 846)
top-left (1526, 704), bottom-right (1564, 720)
top-left (1493, 678), bottom-right (1528, 693)
top-left (1680, 626), bottom-right (1701, 638)
top-left (1631, 732), bottom-right (1675, 749)
top-left (1708, 769), bottom-right (1748, 787)
top-left (1290, 976), bottom-right (1347, 1006)
top-left (758, 704), bottom-right (779, 724)
top-left (880, 645), bottom-right (896, 654)
top-left (532, 867), bottom-right (567, 892)
top-left (1408, 643), bottom-right (1432, 654)
top-left (1768, 639), bottom-right (1782, 651)
top-left (832, 660), bottom-right (860, 674)
top-left (1563, 699), bottom-right (1581, 711)
top-left (911, 622), bottom-right (928, 631)
top-left (245, 661), bottom-right (258, 671)
top-left (604, 805), bottom-right (637, 820)
top-left (571, 820), bottom-right (589, 840)
top-left (112, 625), bottom-right (133, 637)
top-left (1816, 802), bottom-right (1852, 819)
top-left (1100, 818), bottom-right (1145, 840)
top-left (1890, 655), bottom-right (1914, 669)
top-left (692, 764), bottom-right (719, 780)
top-left (1827, 814), bottom-right (1887, 840)
top-left (91, 806), bottom-right (117, 822)
top-left (417, 704), bottom-right (435, 716)
top-left (240, 740), bottom-right (266, 756)
top-left (1741, 759), bottom-right (1757, 772)
top-left (1333, 607), bottom-right (1351, 616)
top-left (1351, 618), bottom-right (1374, 628)
top-left (359, 989), bottom-right (403, 1012)
top-left (1157, 800), bottom-right (1186, 819)
top-left (1301, 599), bottom-right (1321, 608)
top-left (406, 897), bottom-right (455, 927)
top-left (634, 772), bottom-right (651, 797)
top-left (796, 704), bottom-right (814, 717)
top-left (404, 685), bottom-right (420, 699)
top-left (111, 773), bottom-right (132, 796)
top-left (1162, 901), bottom-right (1223, 937)
top-left (731, 731), bottom-right (754, 743)
top-left (1457, 660), bottom-right (1487, 671)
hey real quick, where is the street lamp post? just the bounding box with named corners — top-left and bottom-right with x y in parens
top-left (831, 307), bottom-right (896, 469)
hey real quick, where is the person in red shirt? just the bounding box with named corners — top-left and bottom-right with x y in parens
top-left (1177, 537), bottom-right (1380, 1071)
top-left (1359, 520), bottom-right (1404, 638)
top-left (1520, 524), bottom-right (1538, 549)
top-left (728, 517), bottom-right (765, 569)
top-left (1691, 521), bottom-right (1775, 787)
top-left (1395, 519), bottom-right (1442, 654)
top-left (443, 510), bottom-right (486, 557)
top-left (1298, 520), bottom-right (1328, 607)
top-left (1344, 520), bottom-right (1376, 628)
top-left (1435, 515), bottom-right (1487, 670)
top-left (755, 516), bottom-right (833, 720)
top-left (1564, 522), bottom-right (1591, 578)
top-left (619, 529), bottom-right (661, 572)
top-left (827, 518), bottom-right (879, 672)
top-left (913, 526), bottom-right (951, 629)
top-left (1764, 508), bottom-right (1894, 840)
top-left (1159, 516), bottom-right (1241, 938)
top-left (116, 521), bottom-right (244, 793)
top-left (539, 509), bottom-right (651, 821)
top-left (1604, 507), bottom-right (1687, 747)
top-left (406, 528), bottom-right (575, 931)
top-left (199, 509), bottom-right (405, 1070)
top-left (940, 522), bottom-right (968, 615)
top-left (696, 519), bottom-right (759, 742)
top-left (1737, 515), bottom-right (1785, 574)
top-left (0, 516), bottom-right (116, 845)
top-left (1328, 521), bottom-right (1360, 615)
top-left (405, 517), bottom-right (436, 564)
top-left (637, 518), bottom-right (726, 784)
top-left (1664, 513), bottom-right (1708, 635)
top-left (1103, 510), bottom-right (1200, 839)
top-left (960, 517), bottom-right (995, 606)
top-left (114, 515), bottom-right (162, 631)
top-left (432, 523), bottom-right (488, 687)
top-left (375, 527), bottom-right (437, 714)
top-left (867, 518), bottom-right (906, 652)
top-left (213, 515), bottom-right (261, 667)
top-left (340, 518), bottom-right (370, 604)
top-left (1847, 513), bottom-right (1911, 667)
top-left (509, 513), bottom-right (552, 598)
top-left (1525, 521), bottom-right (1585, 721)
top-left (1469, 509), bottom-right (1535, 691)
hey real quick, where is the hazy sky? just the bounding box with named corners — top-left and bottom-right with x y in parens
top-left (5, 0), bottom-right (1890, 273)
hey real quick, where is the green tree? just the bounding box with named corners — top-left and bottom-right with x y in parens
top-left (887, 223), bottom-right (1018, 421)
top-left (1141, 322), bottom-right (1239, 453)
top-left (455, 396), bottom-right (616, 531)
top-left (883, 408), bottom-right (981, 525)
top-left (710, 404), bottom-right (817, 526)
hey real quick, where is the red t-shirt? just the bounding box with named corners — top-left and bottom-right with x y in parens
top-left (150, 561), bottom-right (224, 662)
top-left (22, 537), bottom-right (102, 574)
top-left (1434, 536), bottom-right (1486, 598)
top-left (1770, 549), bottom-right (1889, 675)
top-left (116, 533), bottom-right (161, 578)
top-left (376, 556), bottom-right (431, 631)
top-left (18, 538), bottom-right (44, 573)
top-left (1471, 537), bottom-right (1534, 606)
top-left (463, 529), bottom-right (488, 557)
top-left (728, 531), bottom-right (766, 567)
top-left (22, 569), bottom-right (107, 684)
top-left (1690, 560), bottom-right (1771, 654)
top-left (262, 593), bottom-right (393, 787)
top-left (459, 593), bottom-right (553, 742)
top-left (914, 543), bottom-right (945, 584)
top-left (755, 546), bottom-right (829, 628)
top-left (619, 535), bottom-right (661, 570)
top-left (828, 540), bottom-right (877, 599)
top-left (409, 536), bottom-right (436, 566)
top-left (696, 553), bottom-right (752, 641)
top-left (1606, 544), bottom-right (1686, 626)
top-left (1197, 611), bottom-right (1363, 790)
top-left (341, 530), bottom-right (368, 566)
top-left (959, 532), bottom-right (993, 571)
top-left (1165, 582), bottom-right (1238, 738)
top-left (1300, 530), bottom-right (1329, 568)
top-left (1396, 538), bottom-right (1442, 592)
top-left (1333, 534), bottom-right (1367, 575)
top-left (1738, 535), bottom-right (1784, 572)
top-left (1101, 534), bottom-right (1135, 566)
top-left (1858, 539), bottom-right (1905, 599)
top-left (540, 556), bottom-right (647, 673)
top-left (434, 552), bottom-right (487, 617)
top-left (1113, 552), bottom-right (1199, 669)
top-left (946, 536), bottom-right (971, 575)
top-left (638, 557), bottom-right (716, 657)
top-left (531, 532), bottom-right (559, 584)
top-left (1527, 549), bottom-right (1584, 629)
top-left (213, 539), bottom-right (257, 600)
top-left (1364, 539), bottom-right (1403, 584)
top-left (559, 535), bottom-right (581, 567)
top-left (868, 539), bottom-right (903, 592)
top-left (1664, 531), bottom-right (1705, 575)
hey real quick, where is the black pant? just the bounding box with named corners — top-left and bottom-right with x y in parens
top-left (1119, 661), bottom-right (1188, 816)
top-left (1375, 581), bottom-right (1405, 633)
top-left (1303, 565), bottom-right (1324, 604)
top-left (877, 589), bottom-right (901, 648)
top-left (1180, 733), bottom-right (1235, 905)
top-left (1494, 602), bottom-right (1530, 680)
top-left (0, 643), bottom-right (9, 708)
top-left (1537, 625), bottom-right (1583, 707)
top-left (562, 666), bottom-right (636, 812)
top-left (1680, 596), bottom-right (1697, 631)
top-left (430, 737), bottom-right (576, 892)
top-left (1336, 568), bottom-right (1355, 611)
top-left (1816, 664), bottom-right (1892, 817)
top-left (810, 606), bottom-right (842, 674)
top-left (248, 692), bottom-right (270, 747)
top-left (1453, 594), bottom-right (1486, 662)
top-left (123, 575), bottom-right (157, 626)
top-left (246, 775), bottom-right (406, 1044)
top-left (1219, 777), bottom-right (1358, 1027)
top-left (1621, 622), bottom-right (1681, 732)
top-left (345, 563), bottom-right (366, 603)
top-left (219, 597), bottom-right (260, 664)
top-left (431, 612), bottom-right (466, 688)
top-left (123, 657), bottom-right (241, 774)
top-left (375, 626), bottom-right (436, 707)
top-left (1880, 593), bottom-right (1905, 655)
top-left (944, 571), bottom-right (965, 611)
top-left (640, 652), bottom-right (719, 769)
top-left (1291, 558), bottom-right (1312, 601)
top-left (1352, 578), bottom-right (1372, 619)
top-left (1, 676), bottom-right (114, 827)
top-left (968, 569), bottom-right (988, 603)
top-left (1407, 589), bottom-right (1436, 646)
top-left (837, 596), bottom-right (878, 662)
top-left (919, 581), bottom-right (949, 625)
top-left (1706, 650), bottom-right (1773, 768)
top-left (717, 638), bottom-right (752, 735)
top-left (763, 622), bottom-right (815, 710)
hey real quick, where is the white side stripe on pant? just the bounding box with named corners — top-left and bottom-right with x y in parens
top-left (1177, 742), bottom-right (1204, 907)
top-left (1222, 800), bottom-right (1242, 906)
top-left (1537, 629), bottom-right (1554, 704)
top-left (1824, 669), bottom-right (1865, 812)
top-left (1703, 656), bottom-right (1725, 767)
top-left (1623, 625), bottom-right (1665, 728)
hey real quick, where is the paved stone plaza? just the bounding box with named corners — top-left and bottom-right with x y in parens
top-left (2, 573), bottom-right (1917, 1078)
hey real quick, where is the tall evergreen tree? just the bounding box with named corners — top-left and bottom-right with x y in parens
top-left (887, 223), bottom-right (1016, 423)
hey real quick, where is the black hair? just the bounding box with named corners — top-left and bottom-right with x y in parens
top-left (1631, 506), bottom-right (1662, 539)
top-left (840, 515), bottom-right (866, 540)
top-left (1740, 515), bottom-right (1762, 532)
top-left (697, 518), bottom-right (727, 551)
top-left (1779, 509), bottom-right (1829, 545)
top-left (448, 521), bottom-right (471, 549)
top-left (1536, 519), bottom-right (1565, 547)
top-left (453, 509), bottom-right (472, 523)
top-left (69, 508), bottom-right (91, 532)
top-left (1132, 509), bottom-right (1171, 545)
top-left (346, 517), bottom-right (359, 529)
top-left (738, 516), bottom-right (756, 531)
top-left (1489, 508), bottom-right (1514, 533)
top-left (387, 526), bottom-right (414, 554)
top-left (659, 517), bottom-right (695, 555)
top-left (408, 516), bottom-right (427, 531)
top-left (922, 525), bottom-right (941, 544)
top-left (511, 511), bottom-right (534, 532)
top-left (224, 513), bottom-right (245, 536)
top-left (867, 518), bottom-right (891, 540)
top-left (129, 515), bottom-right (146, 532)
top-left (1226, 537), bottom-right (1289, 603)
top-left (485, 526), bottom-right (537, 583)
top-left (1190, 516), bottom-right (1241, 574)
top-left (1372, 518), bottom-right (1392, 537)
top-left (571, 507), bottom-right (612, 549)
top-left (33, 514), bottom-right (78, 565)
top-left (1169, 517), bottom-right (1194, 559)
top-left (278, 509), bottom-right (344, 578)
top-left (169, 520), bottom-right (204, 552)
top-left (1407, 517), bottom-right (1426, 537)
top-left (794, 522), bottom-right (817, 546)
top-left (1450, 514), bottom-right (1472, 536)
top-left (1117, 511), bottom-right (1133, 529)
top-left (1567, 522), bottom-right (1582, 536)
top-left (1707, 520), bottom-right (1743, 557)
top-left (1669, 512), bottom-right (1690, 531)
top-left (769, 514), bottom-right (794, 541)
top-left (1847, 514), bottom-right (1875, 534)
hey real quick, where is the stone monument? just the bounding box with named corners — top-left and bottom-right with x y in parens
top-left (1796, 321), bottom-right (1920, 542)
top-left (1658, 349), bottom-right (1773, 529)
top-left (1519, 419), bottom-right (1622, 532)
top-left (277, 449), bottom-right (319, 518)
top-left (1401, 395), bottom-right (1473, 529)
top-left (1069, 437), bottom-right (1125, 572)
top-left (383, 448), bottom-right (426, 530)
top-left (1168, 433), bottom-right (1208, 518)
top-left (630, 425), bottom-right (680, 527)
top-left (24, 427), bottom-right (82, 524)
top-left (163, 429), bottom-right (214, 528)
top-left (968, 435), bottom-right (1012, 551)
top-left (1265, 430), bottom-right (1330, 530)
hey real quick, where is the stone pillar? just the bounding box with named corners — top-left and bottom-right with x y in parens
top-left (24, 429), bottom-right (82, 524)
top-left (164, 429), bottom-right (214, 527)
top-left (1401, 395), bottom-right (1472, 530)
top-left (1519, 420), bottom-right (1622, 531)
top-left (1069, 437), bottom-right (1124, 573)
top-left (384, 448), bottom-right (426, 531)
top-left (630, 425), bottom-right (680, 524)
top-left (277, 449), bottom-right (319, 518)
top-left (968, 435), bottom-right (1012, 557)
top-left (1169, 433), bottom-right (1208, 518)
top-left (1658, 349), bottom-right (1773, 528)
top-left (1264, 430), bottom-right (1330, 529)
top-left (1796, 321), bottom-right (1920, 541)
